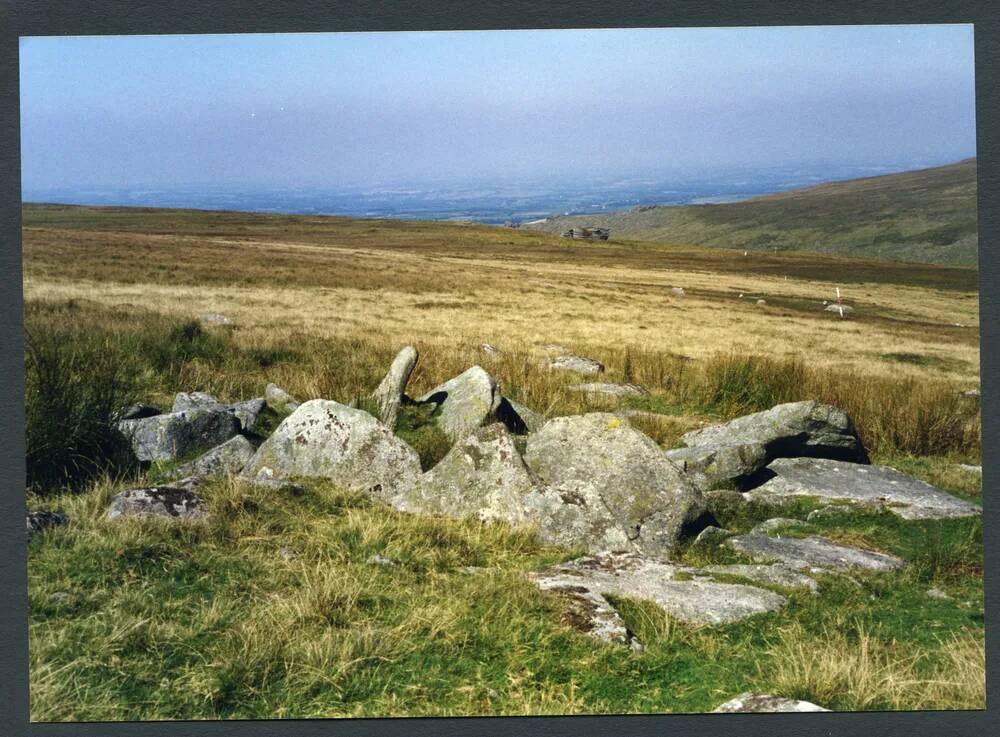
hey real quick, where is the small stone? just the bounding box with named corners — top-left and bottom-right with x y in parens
top-left (751, 517), bottom-right (812, 536)
top-left (926, 587), bottom-right (952, 601)
top-left (49, 591), bottom-right (70, 603)
top-left (825, 303), bottom-right (854, 314)
top-left (713, 693), bottom-right (829, 713)
top-left (367, 554), bottom-right (398, 567)
top-left (549, 355), bottom-right (606, 375)
top-left (756, 299), bottom-right (767, 305)
top-left (957, 463), bottom-right (982, 474)
top-left (107, 486), bottom-right (208, 521)
top-left (198, 312), bottom-right (232, 325)
top-left (120, 403), bottom-right (161, 420)
top-left (480, 343), bottom-right (502, 355)
top-left (670, 287), bottom-right (685, 296)
top-left (27, 510), bottom-right (69, 541)
top-left (567, 382), bottom-right (649, 398)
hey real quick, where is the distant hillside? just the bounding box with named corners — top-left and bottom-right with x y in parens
top-left (527, 159), bottom-right (978, 266)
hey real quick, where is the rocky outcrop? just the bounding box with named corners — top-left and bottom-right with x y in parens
top-left (119, 409), bottom-right (241, 462)
top-left (681, 401), bottom-right (867, 464)
top-left (394, 423), bottom-right (538, 522)
top-left (418, 366), bottom-right (501, 442)
top-left (242, 400), bottom-right (421, 503)
top-left (372, 346), bottom-right (418, 428)
top-left (106, 486), bottom-right (208, 521)
top-left (666, 442), bottom-right (769, 491)
top-left (549, 356), bottom-right (606, 375)
top-left (531, 552), bottom-right (787, 640)
top-left (726, 531), bottom-right (905, 573)
top-left (747, 457), bottom-right (981, 520)
top-left (524, 413), bottom-right (706, 555)
top-left (171, 392), bottom-right (264, 432)
top-left (265, 383), bottom-right (301, 415)
top-left (171, 435), bottom-right (255, 479)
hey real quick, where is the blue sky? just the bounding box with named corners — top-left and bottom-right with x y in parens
top-left (19, 25), bottom-right (977, 190)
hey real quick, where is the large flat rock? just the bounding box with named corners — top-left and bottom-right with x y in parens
top-left (531, 551), bottom-right (786, 641)
top-left (701, 563), bottom-right (819, 593)
top-left (726, 532), bottom-right (905, 573)
top-left (748, 457), bottom-right (981, 520)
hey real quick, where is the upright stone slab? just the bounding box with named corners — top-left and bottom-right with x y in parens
top-left (418, 366), bottom-right (501, 442)
top-left (372, 346), bottom-right (418, 428)
top-left (242, 400), bottom-right (421, 503)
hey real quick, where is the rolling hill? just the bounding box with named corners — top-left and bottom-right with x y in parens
top-left (526, 159), bottom-right (978, 266)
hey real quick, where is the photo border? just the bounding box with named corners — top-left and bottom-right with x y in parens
top-left (1, 2), bottom-right (996, 736)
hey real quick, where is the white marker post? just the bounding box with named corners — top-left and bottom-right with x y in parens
top-left (836, 287), bottom-right (844, 318)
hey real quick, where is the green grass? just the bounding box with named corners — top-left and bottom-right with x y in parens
top-left (27, 473), bottom-right (984, 720)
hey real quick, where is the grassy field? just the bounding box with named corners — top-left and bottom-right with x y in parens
top-left (22, 204), bottom-right (984, 719)
top-left (528, 159), bottom-right (978, 265)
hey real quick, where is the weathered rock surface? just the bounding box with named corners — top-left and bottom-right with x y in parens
top-left (726, 533), bottom-right (905, 573)
top-left (372, 346), bottom-right (418, 428)
top-left (666, 442), bottom-right (768, 490)
top-left (957, 463), bottom-right (982, 474)
top-left (713, 693), bottom-right (829, 713)
top-left (242, 400), bottom-right (421, 503)
top-left (525, 414), bottom-right (706, 555)
top-left (171, 435), bottom-right (255, 478)
top-left (750, 457), bottom-right (981, 520)
top-left (27, 510), bottom-right (69, 540)
top-left (418, 365), bottom-right (501, 442)
top-left (107, 486), bottom-right (207, 521)
top-left (751, 517), bottom-right (812, 535)
top-left (681, 400), bottom-right (868, 466)
top-left (824, 303), bottom-right (854, 315)
top-left (567, 382), bottom-right (648, 397)
top-left (693, 525), bottom-right (733, 546)
top-left (702, 564), bottom-right (819, 593)
top-left (119, 409), bottom-right (241, 462)
top-left (265, 383), bottom-right (301, 414)
top-left (395, 423), bottom-right (538, 523)
top-left (531, 552), bottom-right (786, 638)
top-left (171, 391), bottom-right (224, 413)
top-left (549, 355), bottom-right (606, 375)
top-left (670, 286), bottom-right (686, 296)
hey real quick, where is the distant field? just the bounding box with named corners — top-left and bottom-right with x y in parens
top-left (528, 159), bottom-right (978, 266)
top-left (21, 204), bottom-right (980, 387)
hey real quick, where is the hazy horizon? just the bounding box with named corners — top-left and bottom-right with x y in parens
top-left (20, 25), bottom-right (976, 195)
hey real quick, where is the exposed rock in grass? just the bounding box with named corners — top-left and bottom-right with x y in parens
top-left (242, 399), bottom-right (421, 503)
top-left (927, 587), bottom-right (952, 600)
top-left (531, 552), bottom-right (786, 635)
top-left (417, 365), bottom-right (501, 442)
top-left (119, 409), bottom-right (241, 462)
top-left (726, 532), bottom-right (905, 573)
top-left (681, 400), bottom-right (868, 467)
top-left (372, 345), bottom-right (418, 428)
top-left (171, 435), bottom-right (255, 479)
top-left (756, 299), bottom-right (767, 305)
top-left (750, 457), bottom-right (981, 520)
top-left (958, 463), bottom-right (982, 474)
top-left (524, 413), bottom-right (706, 556)
top-left (479, 343), bottom-right (502, 355)
top-left (549, 355), bottom-right (606, 374)
top-left (701, 564), bottom-right (819, 593)
top-left (666, 442), bottom-right (768, 490)
top-left (825, 303), bottom-right (855, 314)
top-left (962, 388), bottom-right (980, 398)
top-left (712, 693), bottom-right (829, 712)
top-left (106, 486), bottom-right (207, 521)
top-left (671, 287), bottom-right (686, 296)
top-left (27, 510), bottom-right (69, 541)
top-left (264, 383), bottom-right (301, 415)
top-left (367, 554), bottom-right (398, 567)
top-left (197, 312), bottom-right (232, 326)
top-left (540, 343), bottom-right (571, 354)
top-left (567, 382), bottom-right (649, 397)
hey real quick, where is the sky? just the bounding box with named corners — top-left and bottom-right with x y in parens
top-left (19, 25), bottom-right (977, 191)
